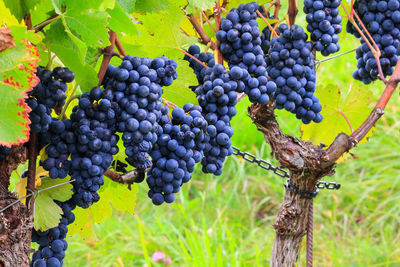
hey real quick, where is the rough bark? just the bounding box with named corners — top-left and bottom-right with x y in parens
top-left (0, 145), bottom-right (30, 267)
top-left (248, 103), bottom-right (339, 266)
top-left (0, 193), bottom-right (33, 267)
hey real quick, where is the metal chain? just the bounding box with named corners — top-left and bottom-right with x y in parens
top-left (232, 146), bottom-right (341, 190)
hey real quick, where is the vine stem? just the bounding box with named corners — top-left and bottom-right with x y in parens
top-left (256, 10), bottom-right (278, 37)
top-left (26, 132), bottom-right (38, 214)
top-left (287, 0), bottom-right (298, 26)
top-left (350, 60), bottom-right (400, 144)
top-left (33, 14), bottom-right (60, 32)
top-left (273, 0), bottom-right (281, 19)
top-left (201, 10), bottom-right (217, 33)
top-left (214, 1), bottom-right (223, 65)
top-left (58, 94), bottom-right (81, 120)
top-left (115, 35), bottom-right (127, 57)
top-left (97, 31), bottom-right (117, 86)
top-left (186, 14), bottom-right (217, 50)
top-left (176, 48), bottom-right (209, 69)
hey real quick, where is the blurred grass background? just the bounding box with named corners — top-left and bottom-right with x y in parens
top-left (64, 4), bottom-right (400, 267)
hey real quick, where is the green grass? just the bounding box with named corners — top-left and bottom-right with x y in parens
top-left (64, 13), bottom-right (400, 267)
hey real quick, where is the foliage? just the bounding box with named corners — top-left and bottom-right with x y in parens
top-left (34, 177), bottom-right (74, 231)
top-left (0, 0), bottom-right (396, 265)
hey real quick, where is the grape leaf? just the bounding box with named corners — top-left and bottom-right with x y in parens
top-left (45, 21), bottom-right (98, 92)
top-left (185, 0), bottom-right (215, 14)
top-left (0, 0), bottom-right (23, 26)
top-left (0, 28), bottom-right (40, 146)
top-left (127, 3), bottom-right (196, 59)
top-left (107, 2), bottom-right (138, 35)
top-left (134, 0), bottom-right (171, 13)
top-left (301, 83), bottom-right (375, 146)
top-left (68, 178), bottom-right (138, 239)
top-left (64, 12), bottom-right (110, 47)
top-left (116, 0), bottom-right (136, 13)
top-left (3, 0), bottom-right (43, 22)
top-left (34, 177), bottom-right (74, 231)
top-left (163, 60), bottom-right (198, 107)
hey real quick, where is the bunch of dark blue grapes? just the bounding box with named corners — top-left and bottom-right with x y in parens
top-left (68, 88), bottom-right (119, 208)
top-left (40, 118), bottom-right (74, 179)
top-left (304, 0), bottom-right (342, 56)
top-left (346, 0), bottom-right (400, 84)
top-left (216, 2), bottom-right (277, 104)
top-left (194, 64), bottom-right (246, 174)
top-left (30, 66), bottom-right (75, 109)
top-left (268, 24), bottom-right (323, 124)
top-left (32, 86), bottom-right (118, 265)
top-left (184, 45), bottom-right (215, 85)
top-left (102, 56), bottom-right (177, 170)
top-left (26, 67), bottom-right (75, 134)
top-left (26, 97), bottom-right (52, 134)
top-left (31, 201), bottom-right (75, 267)
top-left (147, 104), bottom-right (208, 205)
top-left (0, 146), bottom-right (12, 160)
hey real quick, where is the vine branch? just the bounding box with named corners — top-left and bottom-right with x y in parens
top-left (321, 59), bottom-right (400, 167)
top-left (115, 35), bottom-right (127, 57)
top-left (97, 31), bottom-right (117, 86)
top-left (287, 0), bottom-right (298, 26)
top-left (33, 14), bottom-right (60, 32)
top-left (104, 169), bottom-right (145, 185)
top-left (186, 14), bottom-right (217, 50)
top-left (26, 133), bottom-right (38, 214)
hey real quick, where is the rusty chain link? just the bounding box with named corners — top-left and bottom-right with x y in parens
top-left (232, 146), bottom-right (341, 191)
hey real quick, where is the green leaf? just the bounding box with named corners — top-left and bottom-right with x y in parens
top-left (163, 60), bottom-right (198, 107)
top-left (34, 177), bottom-right (74, 231)
top-left (127, 4), bottom-right (196, 58)
top-left (116, 0), bottom-right (136, 13)
top-left (185, 0), bottom-right (215, 14)
top-left (3, 0), bottom-right (43, 22)
top-left (68, 178), bottom-right (138, 239)
top-left (301, 83), bottom-right (376, 146)
top-left (46, 21), bottom-right (98, 92)
top-left (134, 0), bottom-right (171, 13)
top-left (64, 12), bottom-right (110, 47)
top-left (107, 2), bottom-right (138, 35)
top-left (0, 27), bottom-right (40, 146)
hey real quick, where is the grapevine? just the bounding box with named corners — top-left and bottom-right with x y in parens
top-left (0, 1), bottom-right (399, 267)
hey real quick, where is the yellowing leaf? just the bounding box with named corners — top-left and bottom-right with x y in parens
top-left (15, 176), bottom-right (28, 205)
top-left (301, 83), bottom-right (376, 147)
top-left (0, 28), bottom-right (40, 146)
top-left (0, 1), bottom-right (24, 25)
top-left (69, 178), bottom-right (138, 239)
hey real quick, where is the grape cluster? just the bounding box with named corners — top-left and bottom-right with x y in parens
top-left (304, 0), bottom-right (342, 56)
top-left (69, 88), bottom-right (119, 208)
top-left (184, 45), bottom-right (215, 85)
top-left (0, 146), bottom-right (11, 160)
top-left (103, 56), bottom-right (177, 170)
top-left (30, 66), bottom-right (74, 109)
top-left (147, 104), bottom-right (208, 205)
top-left (26, 97), bottom-right (52, 133)
top-left (40, 118), bottom-right (73, 179)
top-left (216, 2), bottom-right (277, 104)
top-left (268, 24), bottom-right (323, 124)
top-left (31, 201), bottom-right (75, 267)
top-left (347, 0), bottom-right (400, 84)
top-left (194, 64), bottom-right (247, 174)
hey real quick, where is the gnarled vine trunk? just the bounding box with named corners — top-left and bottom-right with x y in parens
top-left (0, 145), bottom-right (31, 267)
top-left (249, 103), bottom-right (345, 266)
